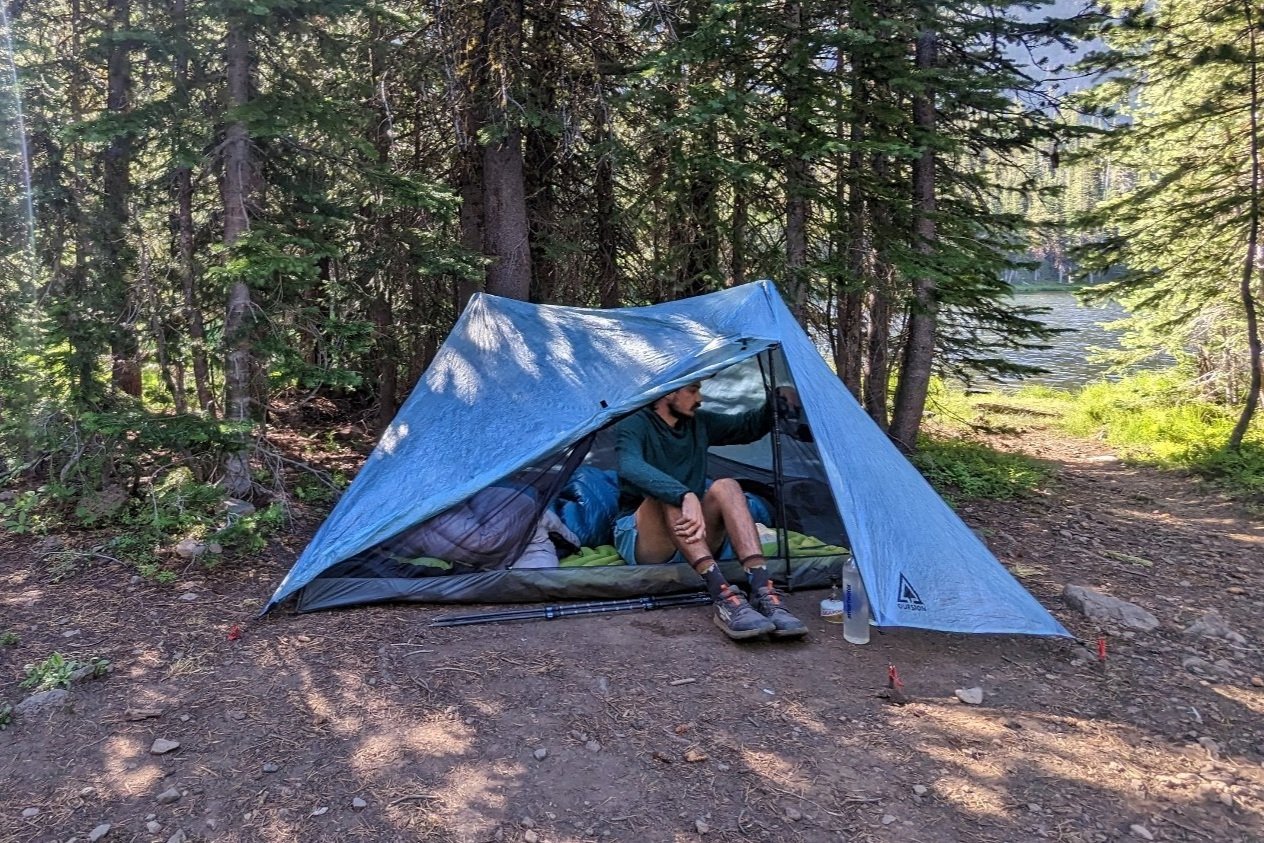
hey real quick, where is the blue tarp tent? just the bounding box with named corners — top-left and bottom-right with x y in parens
top-left (265, 281), bottom-right (1069, 638)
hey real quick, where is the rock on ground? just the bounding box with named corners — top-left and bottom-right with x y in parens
top-left (14, 689), bottom-right (68, 715)
top-left (1184, 610), bottom-right (1248, 645)
top-left (1062, 584), bottom-right (1159, 631)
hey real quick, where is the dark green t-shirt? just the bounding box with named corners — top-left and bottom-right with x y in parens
top-left (614, 404), bottom-right (771, 516)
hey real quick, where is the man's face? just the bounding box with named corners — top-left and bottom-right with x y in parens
top-left (665, 383), bottom-right (703, 419)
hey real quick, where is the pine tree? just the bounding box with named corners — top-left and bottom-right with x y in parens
top-left (1076, 0), bottom-right (1264, 443)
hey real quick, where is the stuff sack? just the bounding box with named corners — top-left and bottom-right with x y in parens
top-left (553, 467), bottom-right (619, 547)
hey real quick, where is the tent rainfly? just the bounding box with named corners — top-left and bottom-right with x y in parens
top-left (265, 281), bottom-right (1070, 639)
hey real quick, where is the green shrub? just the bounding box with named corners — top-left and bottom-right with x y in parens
top-left (0, 631), bottom-right (18, 646)
top-left (0, 490), bottom-right (50, 535)
top-left (911, 437), bottom-right (1051, 501)
top-left (211, 503), bottom-right (287, 554)
top-left (20, 653), bottom-right (109, 692)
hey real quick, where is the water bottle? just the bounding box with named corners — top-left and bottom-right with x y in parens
top-left (842, 557), bottom-right (870, 644)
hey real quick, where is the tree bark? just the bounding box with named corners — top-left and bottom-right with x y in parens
top-left (594, 92), bottom-right (620, 307)
top-left (783, 0), bottom-right (809, 319)
top-left (834, 13), bottom-right (866, 398)
top-left (1230, 0), bottom-right (1263, 450)
top-left (367, 19), bottom-right (398, 430)
top-left (67, 0), bottom-right (96, 401)
top-left (524, 0), bottom-right (560, 302)
top-left (172, 0), bottom-right (213, 415)
top-left (220, 19), bottom-right (260, 496)
top-left (888, 25), bottom-right (938, 452)
top-left (370, 292), bottom-right (398, 430)
top-left (104, 0), bottom-right (140, 397)
top-left (483, 130), bottom-right (533, 300)
top-left (864, 149), bottom-right (894, 428)
top-left (481, 0), bottom-right (532, 301)
top-left (452, 1), bottom-right (485, 312)
top-left (864, 285), bottom-right (892, 429)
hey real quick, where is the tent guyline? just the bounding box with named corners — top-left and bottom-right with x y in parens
top-left (266, 281), bottom-right (1070, 639)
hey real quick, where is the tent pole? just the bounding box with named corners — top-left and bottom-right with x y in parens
top-left (760, 348), bottom-right (793, 591)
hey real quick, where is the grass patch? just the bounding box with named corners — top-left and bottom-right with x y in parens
top-left (911, 436), bottom-right (1052, 501)
top-left (1062, 371), bottom-right (1264, 506)
top-left (926, 371), bottom-right (1264, 508)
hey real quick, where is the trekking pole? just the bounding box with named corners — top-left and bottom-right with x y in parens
top-left (758, 350), bottom-right (792, 589)
top-left (429, 592), bottom-right (713, 628)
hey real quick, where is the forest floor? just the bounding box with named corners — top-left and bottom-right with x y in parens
top-left (2, 411), bottom-right (1264, 843)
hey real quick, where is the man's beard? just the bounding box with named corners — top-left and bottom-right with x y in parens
top-left (668, 403), bottom-right (694, 422)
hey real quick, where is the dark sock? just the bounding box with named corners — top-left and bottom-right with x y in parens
top-left (692, 557), bottom-right (730, 601)
top-left (744, 560), bottom-right (771, 593)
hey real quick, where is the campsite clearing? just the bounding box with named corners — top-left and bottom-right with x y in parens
top-left (2, 424), bottom-right (1263, 843)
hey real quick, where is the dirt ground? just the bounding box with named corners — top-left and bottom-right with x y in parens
top-left (2, 419), bottom-right (1264, 843)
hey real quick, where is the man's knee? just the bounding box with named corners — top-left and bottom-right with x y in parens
top-left (706, 477), bottom-right (744, 503)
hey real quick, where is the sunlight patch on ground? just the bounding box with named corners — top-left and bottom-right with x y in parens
top-left (123, 649), bottom-right (167, 679)
top-left (1211, 685), bottom-right (1264, 717)
top-left (374, 760), bottom-right (511, 839)
top-left (777, 698), bottom-right (830, 738)
top-left (737, 748), bottom-right (804, 789)
top-left (164, 649), bottom-right (216, 679)
top-left (0, 585), bottom-right (41, 608)
top-left (931, 773), bottom-right (1012, 821)
top-left (350, 722), bottom-right (473, 775)
top-left (440, 761), bottom-right (510, 817)
top-left (913, 705), bottom-right (1138, 813)
top-left (100, 735), bottom-right (165, 797)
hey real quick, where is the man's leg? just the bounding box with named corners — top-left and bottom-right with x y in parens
top-left (699, 479), bottom-right (808, 639)
top-left (632, 495), bottom-right (775, 640)
top-left (628, 498), bottom-right (682, 565)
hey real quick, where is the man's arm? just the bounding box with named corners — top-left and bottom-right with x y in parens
top-left (703, 387), bottom-right (800, 447)
top-left (615, 417), bottom-right (691, 506)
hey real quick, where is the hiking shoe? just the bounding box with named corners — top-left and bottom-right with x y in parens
top-left (712, 584), bottom-right (776, 640)
top-left (751, 585), bottom-right (809, 639)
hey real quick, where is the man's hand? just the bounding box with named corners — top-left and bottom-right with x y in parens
top-left (673, 492), bottom-right (706, 544)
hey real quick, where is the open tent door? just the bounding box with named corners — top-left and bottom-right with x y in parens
top-left (291, 346), bottom-right (848, 613)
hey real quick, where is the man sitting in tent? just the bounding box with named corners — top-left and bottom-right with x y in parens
top-left (614, 381), bottom-right (809, 641)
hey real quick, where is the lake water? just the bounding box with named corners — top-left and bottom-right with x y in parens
top-left (999, 291), bottom-right (1128, 389)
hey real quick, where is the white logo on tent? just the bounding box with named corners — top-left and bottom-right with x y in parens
top-left (897, 574), bottom-right (926, 611)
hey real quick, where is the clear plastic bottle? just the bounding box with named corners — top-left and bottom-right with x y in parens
top-left (820, 580), bottom-right (845, 624)
top-left (841, 557), bottom-right (871, 644)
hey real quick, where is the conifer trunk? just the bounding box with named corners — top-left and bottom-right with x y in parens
top-left (482, 0), bottom-right (532, 301)
top-left (864, 283), bottom-right (892, 429)
top-left (172, 0), bottom-right (213, 415)
top-left (783, 0), bottom-right (809, 319)
top-left (889, 24), bottom-right (938, 452)
top-left (367, 18), bottom-right (398, 429)
top-left (221, 19), bottom-right (259, 496)
top-left (864, 149), bottom-right (894, 428)
top-left (104, 0), bottom-right (140, 397)
top-left (525, 0), bottom-right (560, 302)
top-left (594, 92), bottom-right (620, 307)
top-left (1230, 0), bottom-right (1263, 450)
top-left (834, 10), bottom-right (865, 398)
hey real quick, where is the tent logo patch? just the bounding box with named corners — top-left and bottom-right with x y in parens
top-left (897, 574), bottom-right (926, 611)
